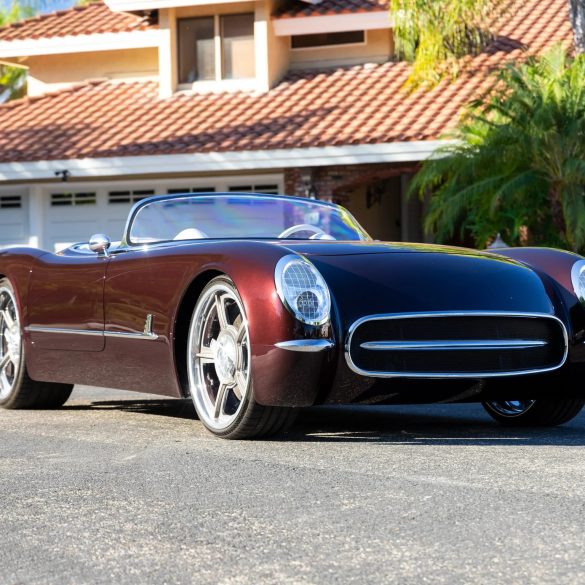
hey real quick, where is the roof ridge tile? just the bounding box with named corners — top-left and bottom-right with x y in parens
top-left (0, 1), bottom-right (102, 34)
top-left (0, 1), bottom-right (154, 42)
top-left (0, 0), bottom-right (573, 162)
top-left (0, 78), bottom-right (110, 110)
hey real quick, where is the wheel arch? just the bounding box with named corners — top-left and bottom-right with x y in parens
top-left (173, 269), bottom-right (225, 397)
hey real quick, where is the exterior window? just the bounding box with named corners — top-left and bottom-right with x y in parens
top-left (178, 14), bottom-right (255, 84)
top-left (221, 14), bottom-right (255, 80)
top-left (109, 190), bottom-right (155, 204)
top-left (178, 17), bottom-right (215, 83)
top-left (228, 184), bottom-right (279, 194)
top-left (50, 192), bottom-right (96, 206)
top-left (167, 187), bottom-right (216, 194)
top-left (291, 31), bottom-right (365, 49)
top-left (0, 195), bottom-right (22, 209)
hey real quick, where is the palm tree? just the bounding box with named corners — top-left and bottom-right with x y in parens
top-left (0, 1), bottom-right (40, 103)
top-left (391, 0), bottom-right (585, 87)
top-left (390, 0), bottom-right (511, 87)
top-left (409, 45), bottom-right (585, 252)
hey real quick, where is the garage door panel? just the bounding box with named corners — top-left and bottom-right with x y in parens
top-left (0, 193), bottom-right (29, 247)
top-left (107, 219), bottom-right (128, 240)
top-left (41, 177), bottom-right (283, 251)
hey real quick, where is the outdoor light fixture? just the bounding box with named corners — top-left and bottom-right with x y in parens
top-left (54, 170), bottom-right (71, 182)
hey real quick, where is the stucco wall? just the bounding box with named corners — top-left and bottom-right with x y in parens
top-left (26, 48), bottom-right (159, 97)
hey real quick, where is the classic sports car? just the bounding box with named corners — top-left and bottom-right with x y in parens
top-left (1, 192), bottom-right (585, 438)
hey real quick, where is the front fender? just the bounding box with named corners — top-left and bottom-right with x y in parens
top-left (482, 247), bottom-right (585, 363)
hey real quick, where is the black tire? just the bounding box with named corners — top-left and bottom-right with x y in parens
top-left (0, 278), bottom-right (73, 410)
top-left (482, 399), bottom-right (585, 427)
top-left (187, 275), bottom-right (297, 439)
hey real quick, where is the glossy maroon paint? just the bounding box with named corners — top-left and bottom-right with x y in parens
top-left (3, 240), bottom-right (331, 405)
top-left (1, 239), bottom-right (584, 407)
top-left (493, 247), bottom-right (580, 296)
top-left (27, 254), bottom-right (108, 351)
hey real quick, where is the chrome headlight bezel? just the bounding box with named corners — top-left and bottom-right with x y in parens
top-left (571, 259), bottom-right (585, 304)
top-left (275, 254), bottom-right (331, 326)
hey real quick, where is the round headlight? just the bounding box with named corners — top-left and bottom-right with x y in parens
top-left (275, 255), bottom-right (331, 325)
top-left (571, 259), bottom-right (585, 303)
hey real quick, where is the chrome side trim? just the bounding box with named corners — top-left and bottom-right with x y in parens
top-left (25, 326), bottom-right (102, 337)
top-left (345, 311), bottom-right (569, 379)
top-left (360, 339), bottom-right (548, 351)
top-left (275, 339), bottom-right (334, 352)
top-left (104, 331), bottom-right (158, 341)
top-left (25, 326), bottom-right (158, 341)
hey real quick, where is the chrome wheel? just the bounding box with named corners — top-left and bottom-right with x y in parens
top-left (0, 286), bottom-right (21, 401)
top-left (485, 400), bottom-right (536, 417)
top-left (187, 281), bottom-right (251, 432)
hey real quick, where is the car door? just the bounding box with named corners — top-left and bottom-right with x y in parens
top-left (26, 252), bottom-right (109, 351)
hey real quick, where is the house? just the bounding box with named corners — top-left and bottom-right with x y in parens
top-left (0, 0), bottom-right (571, 250)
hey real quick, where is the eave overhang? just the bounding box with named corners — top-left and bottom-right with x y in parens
top-left (105, 0), bottom-right (254, 12)
top-left (0, 29), bottom-right (160, 58)
top-left (273, 11), bottom-right (391, 36)
top-left (0, 141), bottom-right (451, 182)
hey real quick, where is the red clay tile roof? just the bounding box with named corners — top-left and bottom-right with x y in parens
top-left (275, 0), bottom-right (388, 19)
top-left (0, 1), bottom-right (156, 42)
top-left (0, 0), bottom-right (572, 163)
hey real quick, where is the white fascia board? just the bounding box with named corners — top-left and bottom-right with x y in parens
top-left (0, 141), bottom-right (452, 182)
top-left (0, 29), bottom-right (160, 58)
top-left (106, 0), bottom-right (253, 12)
top-left (273, 12), bottom-right (391, 36)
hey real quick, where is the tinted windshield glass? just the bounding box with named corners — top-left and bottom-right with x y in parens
top-left (128, 195), bottom-right (370, 243)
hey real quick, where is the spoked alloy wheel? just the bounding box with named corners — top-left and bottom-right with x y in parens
top-left (0, 286), bottom-right (22, 401)
top-left (189, 280), bottom-right (251, 432)
top-left (483, 398), bottom-right (584, 427)
top-left (187, 276), bottom-right (297, 439)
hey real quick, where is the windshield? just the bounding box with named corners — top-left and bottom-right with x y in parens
top-left (128, 194), bottom-right (370, 244)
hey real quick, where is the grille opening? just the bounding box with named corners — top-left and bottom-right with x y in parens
top-left (347, 314), bottom-right (567, 377)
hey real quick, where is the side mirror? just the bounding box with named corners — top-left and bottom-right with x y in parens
top-left (89, 234), bottom-right (111, 256)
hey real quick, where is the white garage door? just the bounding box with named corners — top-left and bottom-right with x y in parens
top-left (45, 188), bottom-right (154, 251)
top-left (0, 192), bottom-right (29, 249)
top-left (42, 176), bottom-right (283, 251)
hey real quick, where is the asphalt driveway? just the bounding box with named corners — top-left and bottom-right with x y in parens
top-left (1, 386), bottom-right (585, 585)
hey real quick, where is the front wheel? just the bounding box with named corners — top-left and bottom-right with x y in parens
top-left (187, 276), bottom-right (297, 439)
top-left (482, 399), bottom-right (584, 427)
top-left (0, 278), bottom-right (73, 409)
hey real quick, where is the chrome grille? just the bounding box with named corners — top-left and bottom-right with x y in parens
top-left (345, 312), bottom-right (568, 378)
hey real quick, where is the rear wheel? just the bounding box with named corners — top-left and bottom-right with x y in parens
top-left (0, 279), bottom-right (73, 410)
top-left (187, 276), bottom-right (297, 439)
top-left (482, 399), bottom-right (584, 426)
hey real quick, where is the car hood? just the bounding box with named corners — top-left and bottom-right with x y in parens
top-left (301, 247), bottom-right (556, 328)
top-left (283, 240), bottom-right (496, 257)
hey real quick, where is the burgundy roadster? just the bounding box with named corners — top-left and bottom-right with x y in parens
top-left (1, 193), bottom-right (585, 438)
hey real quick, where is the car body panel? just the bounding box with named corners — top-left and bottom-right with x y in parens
top-left (27, 254), bottom-right (107, 351)
top-left (1, 194), bottom-right (583, 409)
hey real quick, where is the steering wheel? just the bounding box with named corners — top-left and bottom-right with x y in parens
top-left (278, 224), bottom-right (327, 239)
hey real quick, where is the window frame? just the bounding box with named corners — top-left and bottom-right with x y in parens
top-left (177, 12), bottom-right (256, 86)
top-left (289, 30), bottom-right (368, 52)
top-left (177, 16), bottom-right (216, 85)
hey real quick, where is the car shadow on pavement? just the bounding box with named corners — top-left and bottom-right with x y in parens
top-left (65, 399), bottom-right (198, 420)
top-left (64, 398), bottom-right (585, 446)
top-left (287, 405), bottom-right (585, 446)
